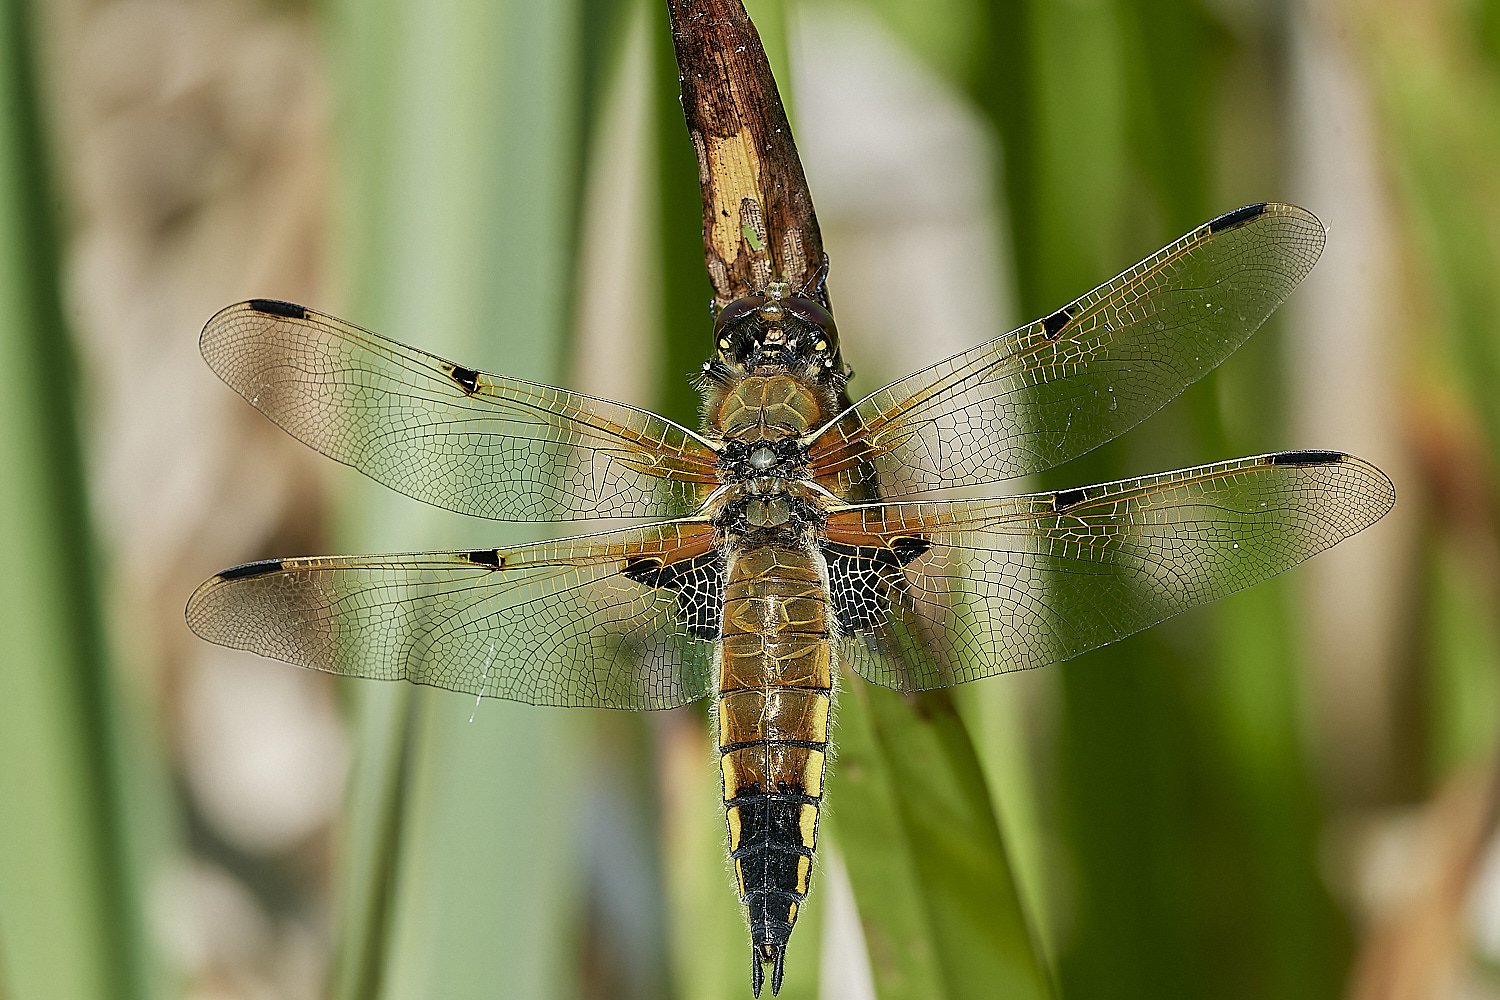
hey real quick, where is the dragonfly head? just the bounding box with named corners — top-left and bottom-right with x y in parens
top-left (711, 287), bottom-right (845, 384)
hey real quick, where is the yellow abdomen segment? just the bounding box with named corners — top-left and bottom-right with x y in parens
top-left (716, 544), bottom-right (831, 957)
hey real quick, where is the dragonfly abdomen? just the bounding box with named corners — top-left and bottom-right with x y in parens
top-left (717, 542), bottom-right (831, 994)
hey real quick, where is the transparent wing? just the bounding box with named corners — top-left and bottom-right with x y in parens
top-left (201, 300), bottom-right (722, 521)
top-left (821, 451), bottom-right (1394, 691)
top-left (807, 204), bottom-right (1326, 499)
top-left (185, 520), bottom-right (722, 710)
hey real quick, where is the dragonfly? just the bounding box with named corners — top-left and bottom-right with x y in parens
top-left (187, 202), bottom-right (1394, 996)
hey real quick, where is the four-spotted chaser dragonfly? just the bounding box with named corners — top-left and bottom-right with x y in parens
top-left (187, 202), bottom-right (1394, 995)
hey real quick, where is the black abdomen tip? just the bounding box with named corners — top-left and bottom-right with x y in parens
top-left (248, 298), bottom-right (308, 320)
top-left (217, 559), bottom-right (285, 581)
top-left (1267, 450), bottom-right (1345, 467)
top-left (1209, 203), bottom-right (1268, 233)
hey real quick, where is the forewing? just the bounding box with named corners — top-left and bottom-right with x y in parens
top-left (822, 451), bottom-right (1394, 691)
top-left (185, 520), bottom-right (722, 709)
top-left (808, 204), bottom-right (1326, 499)
top-left (201, 300), bottom-right (722, 521)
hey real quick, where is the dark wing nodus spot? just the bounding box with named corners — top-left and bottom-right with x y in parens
top-left (1267, 450), bottom-right (1346, 467)
top-left (1042, 307), bottom-right (1072, 339)
top-left (447, 365), bottom-right (481, 394)
top-left (622, 550), bottom-right (723, 640)
top-left (1208, 202), bottom-right (1268, 233)
top-left (466, 549), bottom-right (503, 568)
top-left (217, 559), bottom-right (285, 581)
top-left (1053, 487), bottom-right (1088, 510)
top-left (247, 298), bottom-right (307, 320)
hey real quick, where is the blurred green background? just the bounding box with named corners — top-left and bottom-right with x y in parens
top-left (3, 0), bottom-right (1499, 997)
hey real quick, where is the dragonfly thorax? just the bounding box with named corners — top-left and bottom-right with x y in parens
top-left (712, 485), bottom-right (823, 540)
top-left (718, 376), bottom-right (819, 439)
top-left (718, 437), bottom-right (809, 482)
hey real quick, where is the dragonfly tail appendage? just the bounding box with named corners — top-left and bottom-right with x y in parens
top-left (751, 940), bottom-right (787, 996)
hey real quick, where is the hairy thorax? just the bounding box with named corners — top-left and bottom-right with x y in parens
top-left (714, 374), bottom-right (825, 442)
top-left (705, 371), bottom-right (841, 539)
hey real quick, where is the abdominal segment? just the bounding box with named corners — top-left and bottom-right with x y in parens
top-left (716, 543), bottom-right (832, 961)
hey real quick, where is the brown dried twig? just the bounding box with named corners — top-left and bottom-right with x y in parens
top-left (666, 0), bottom-right (830, 309)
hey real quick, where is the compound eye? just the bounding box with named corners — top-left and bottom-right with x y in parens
top-left (785, 296), bottom-right (838, 350)
top-left (713, 296), bottom-right (767, 337)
